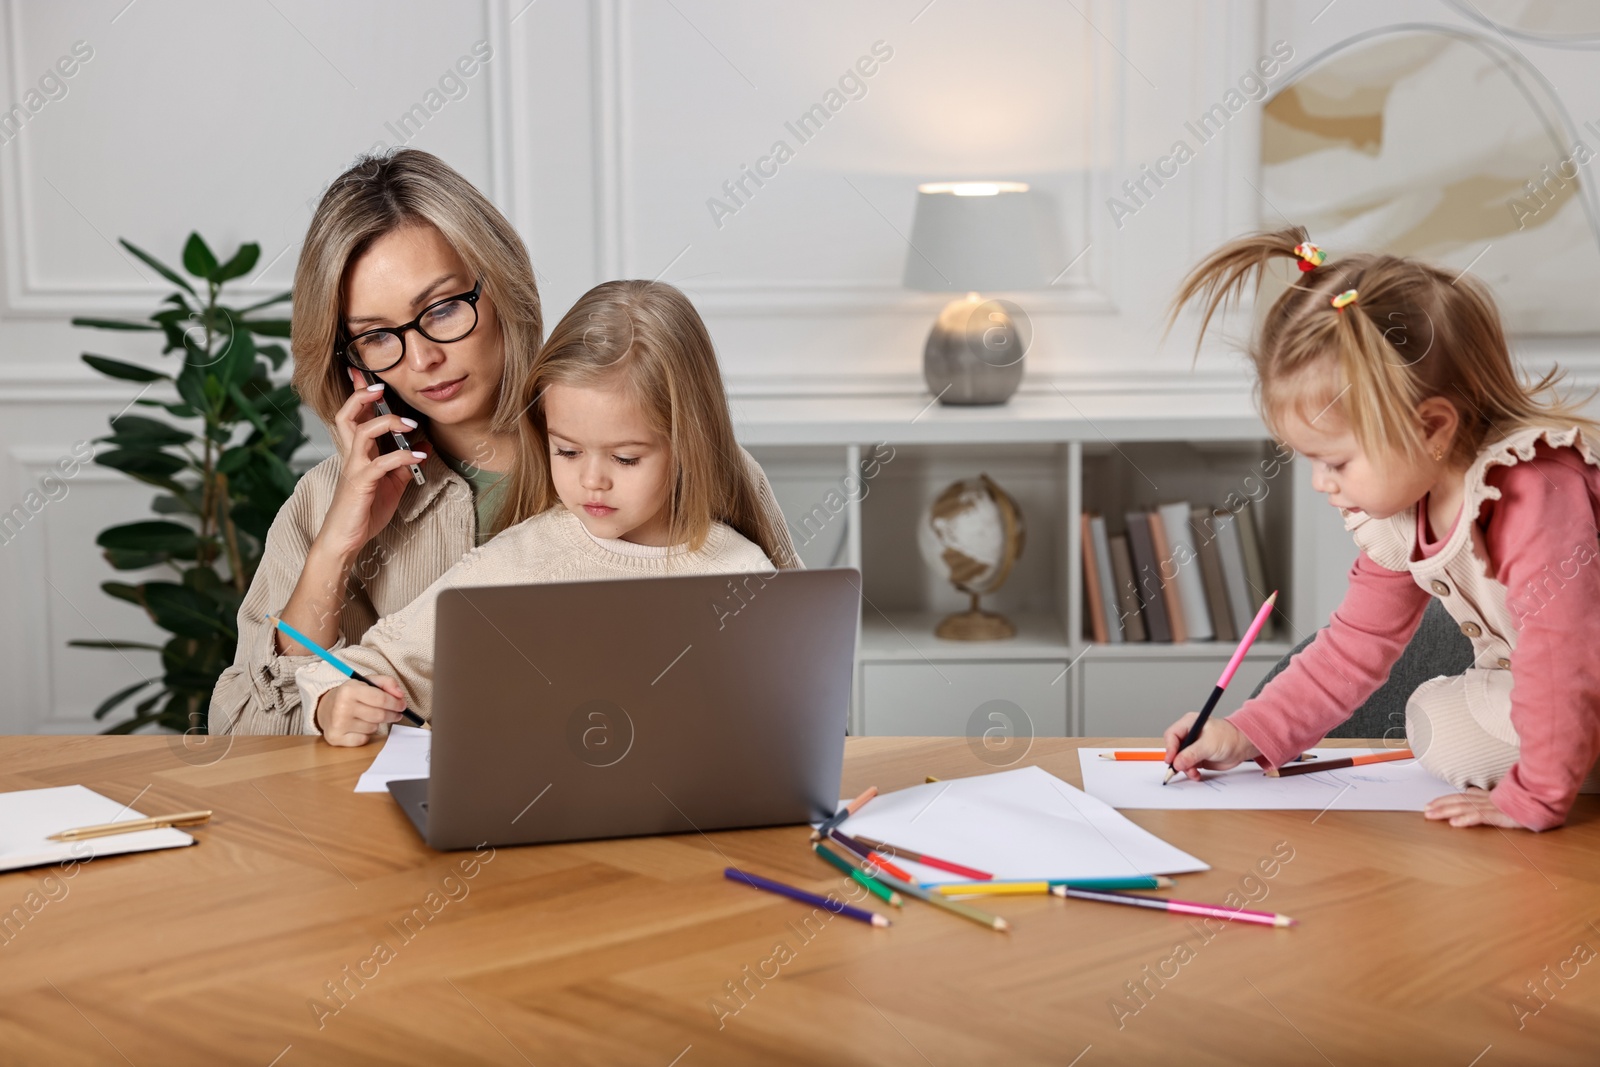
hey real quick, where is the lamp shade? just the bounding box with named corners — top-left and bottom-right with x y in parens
top-left (901, 182), bottom-right (1050, 292)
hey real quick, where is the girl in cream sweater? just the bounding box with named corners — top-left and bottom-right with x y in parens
top-left (298, 280), bottom-right (794, 744)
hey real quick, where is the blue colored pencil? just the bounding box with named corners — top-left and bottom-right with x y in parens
top-left (723, 868), bottom-right (890, 927)
top-left (267, 614), bottom-right (428, 729)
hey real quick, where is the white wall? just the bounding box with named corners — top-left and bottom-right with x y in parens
top-left (2, 0), bottom-right (1595, 732)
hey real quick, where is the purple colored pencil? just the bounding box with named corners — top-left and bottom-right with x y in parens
top-left (724, 868), bottom-right (889, 927)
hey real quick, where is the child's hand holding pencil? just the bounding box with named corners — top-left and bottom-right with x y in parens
top-left (1161, 716), bottom-right (1261, 782)
top-left (315, 676), bottom-right (413, 747)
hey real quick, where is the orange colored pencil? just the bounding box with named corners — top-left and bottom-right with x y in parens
top-left (830, 830), bottom-right (914, 883)
top-left (1266, 749), bottom-right (1413, 777)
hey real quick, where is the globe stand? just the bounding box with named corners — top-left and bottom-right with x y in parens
top-left (936, 591), bottom-right (1017, 641)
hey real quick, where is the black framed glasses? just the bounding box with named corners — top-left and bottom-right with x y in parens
top-left (339, 278), bottom-right (483, 372)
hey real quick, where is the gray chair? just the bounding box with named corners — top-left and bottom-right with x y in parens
top-left (1249, 599), bottom-right (1473, 739)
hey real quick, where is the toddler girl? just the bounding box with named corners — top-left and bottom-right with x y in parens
top-left (1162, 228), bottom-right (1600, 831)
top-left (298, 280), bottom-right (793, 743)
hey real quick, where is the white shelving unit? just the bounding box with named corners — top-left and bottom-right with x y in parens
top-left (738, 391), bottom-right (1351, 739)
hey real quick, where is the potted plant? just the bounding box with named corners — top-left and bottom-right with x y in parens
top-left (70, 233), bottom-right (305, 734)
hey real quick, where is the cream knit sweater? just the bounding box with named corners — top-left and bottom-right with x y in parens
top-left (295, 505), bottom-right (774, 729)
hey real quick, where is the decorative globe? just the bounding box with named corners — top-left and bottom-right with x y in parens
top-left (916, 473), bottom-right (1025, 640)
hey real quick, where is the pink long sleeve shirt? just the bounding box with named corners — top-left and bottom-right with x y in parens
top-left (1226, 442), bottom-right (1600, 830)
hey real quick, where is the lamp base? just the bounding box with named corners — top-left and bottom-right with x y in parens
top-left (923, 293), bottom-right (1026, 406)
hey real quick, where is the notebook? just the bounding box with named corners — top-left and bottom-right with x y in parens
top-left (0, 785), bottom-right (197, 872)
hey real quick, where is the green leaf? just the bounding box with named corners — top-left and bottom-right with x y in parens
top-left (103, 547), bottom-right (171, 571)
top-left (120, 238), bottom-right (196, 296)
top-left (151, 492), bottom-right (197, 516)
top-left (214, 242), bottom-right (260, 283)
top-left (71, 317), bottom-right (161, 332)
top-left (108, 415), bottom-right (192, 446)
top-left (216, 446), bottom-right (253, 475)
top-left (82, 354), bottom-right (169, 383)
top-left (217, 322), bottom-right (258, 389)
top-left (97, 520), bottom-right (200, 559)
top-left (175, 360), bottom-right (210, 414)
top-left (182, 233), bottom-right (219, 281)
top-left (134, 398), bottom-right (199, 418)
top-left (242, 318), bottom-right (291, 338)
top-left (101, 581), bottom-right (145, 607)
top-left (142, 581), bottom-right (234, 639)
top-left (103, 702), bottom-right (169, 734)
top-left (69, 639), bottom-right (165, 652)
top-left (87, 677), bottom-right (158, 720)
top-left (258, 342), bottom-right (289, 370)
top-left (96, 447), bottom-right (187, 480)
top-left (227, 383), bottom-right (268, 435)
top-left (231, 290), bottom-right (292, 316)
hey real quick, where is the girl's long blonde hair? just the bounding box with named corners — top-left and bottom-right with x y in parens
top-left (498, 280), bottom-right (795, 565)
top-left (1165, 225), bottom-right (1599, 466)
top-left (290, 148), bottom-right (543, 436)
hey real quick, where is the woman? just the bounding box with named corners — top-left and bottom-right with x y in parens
top-left (212, 149), bottom-right (800, 735)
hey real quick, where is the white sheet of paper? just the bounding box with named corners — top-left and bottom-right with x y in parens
top-left (354, 725), bottom-right (432, 793)
top-left (820, 765), bottom-right (1208, 884)
top-left (1077, 748), bottom-right (1459, 811)
top-left (0, 785), bottom-right (195, 872)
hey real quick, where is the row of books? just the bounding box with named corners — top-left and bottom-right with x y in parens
top-left (1081, 502), bottom-right (1272, 644)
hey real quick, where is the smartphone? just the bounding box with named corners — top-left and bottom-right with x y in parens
top-left (360, 369), bottom-right (425, 486)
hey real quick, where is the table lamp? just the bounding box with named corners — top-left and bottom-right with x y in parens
top-left (903, 181), bottom-right (1050, 405)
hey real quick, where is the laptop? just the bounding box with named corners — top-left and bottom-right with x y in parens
top-left (387, 567), bottom-right (861, 850)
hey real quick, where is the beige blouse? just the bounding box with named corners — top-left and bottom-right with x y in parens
top-left (211, 446), bottom-right (801, 735)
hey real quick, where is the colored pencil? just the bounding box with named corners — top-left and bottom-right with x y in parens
top-left (849, 834), bottom-right (993, 881)
top-left (928, 876), bottom-right (1175, 894)
top-left (48, 810), bottom-right (212, 841)
top-left (1102, 750), bottom-right (1315, 763)
top-left (267, 614), bottom-right (428, 729)
top-left (811, 786), bottom-right (878, 842)
top-left (925, 776), bottom-right (942, 783)
top-left (723, 868), bottom-right (890, 927)
top-left (1164, 590), bottom-right (1277, 785)
top-left (813, 842), bottom-right (903, 906)
top-left (866, 869), bottom-right (1010, 931)
top-left (829, 830), bottom-right (914, 883)
top-left (1266, 748), bottom-right (1414, 777)
top-left (1058, 887), bottom-right (1296, 928)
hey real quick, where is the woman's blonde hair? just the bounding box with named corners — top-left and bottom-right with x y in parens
top-left (498, 280), bottom-right (793, 564)
top-left (1166, 224), bottom-right (1599, 466)
top-left (290, 148), bottom-right (543, 438)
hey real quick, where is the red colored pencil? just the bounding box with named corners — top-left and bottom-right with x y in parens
top-left (829, 830), bottom-right (914, 883)
top-left (849, 834), bottom-right (993, 881)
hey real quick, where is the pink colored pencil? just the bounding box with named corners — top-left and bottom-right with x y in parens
top-left (1164, 591), bottom-right (1278, 785)
top-left (1059, 886), bottom-right (1296, 928)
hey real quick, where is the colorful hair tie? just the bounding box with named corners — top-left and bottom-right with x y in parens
top-left (1331, 289), bottom-right (1358, 310)
top-left (1293, 242), bottom-right (1326, 272)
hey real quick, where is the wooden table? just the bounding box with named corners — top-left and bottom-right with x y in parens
top-left (3, 736), bottom-right (1597, 1066)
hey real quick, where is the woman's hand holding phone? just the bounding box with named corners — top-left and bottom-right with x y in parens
top-left (314, 369), bottom-right (431, 564)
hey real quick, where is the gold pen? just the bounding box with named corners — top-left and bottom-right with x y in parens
top-left (47, 810), bottom-right (212, 842)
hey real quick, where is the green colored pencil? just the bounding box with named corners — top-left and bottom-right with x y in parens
top-left (813, 842), bottom-right (902, 907)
